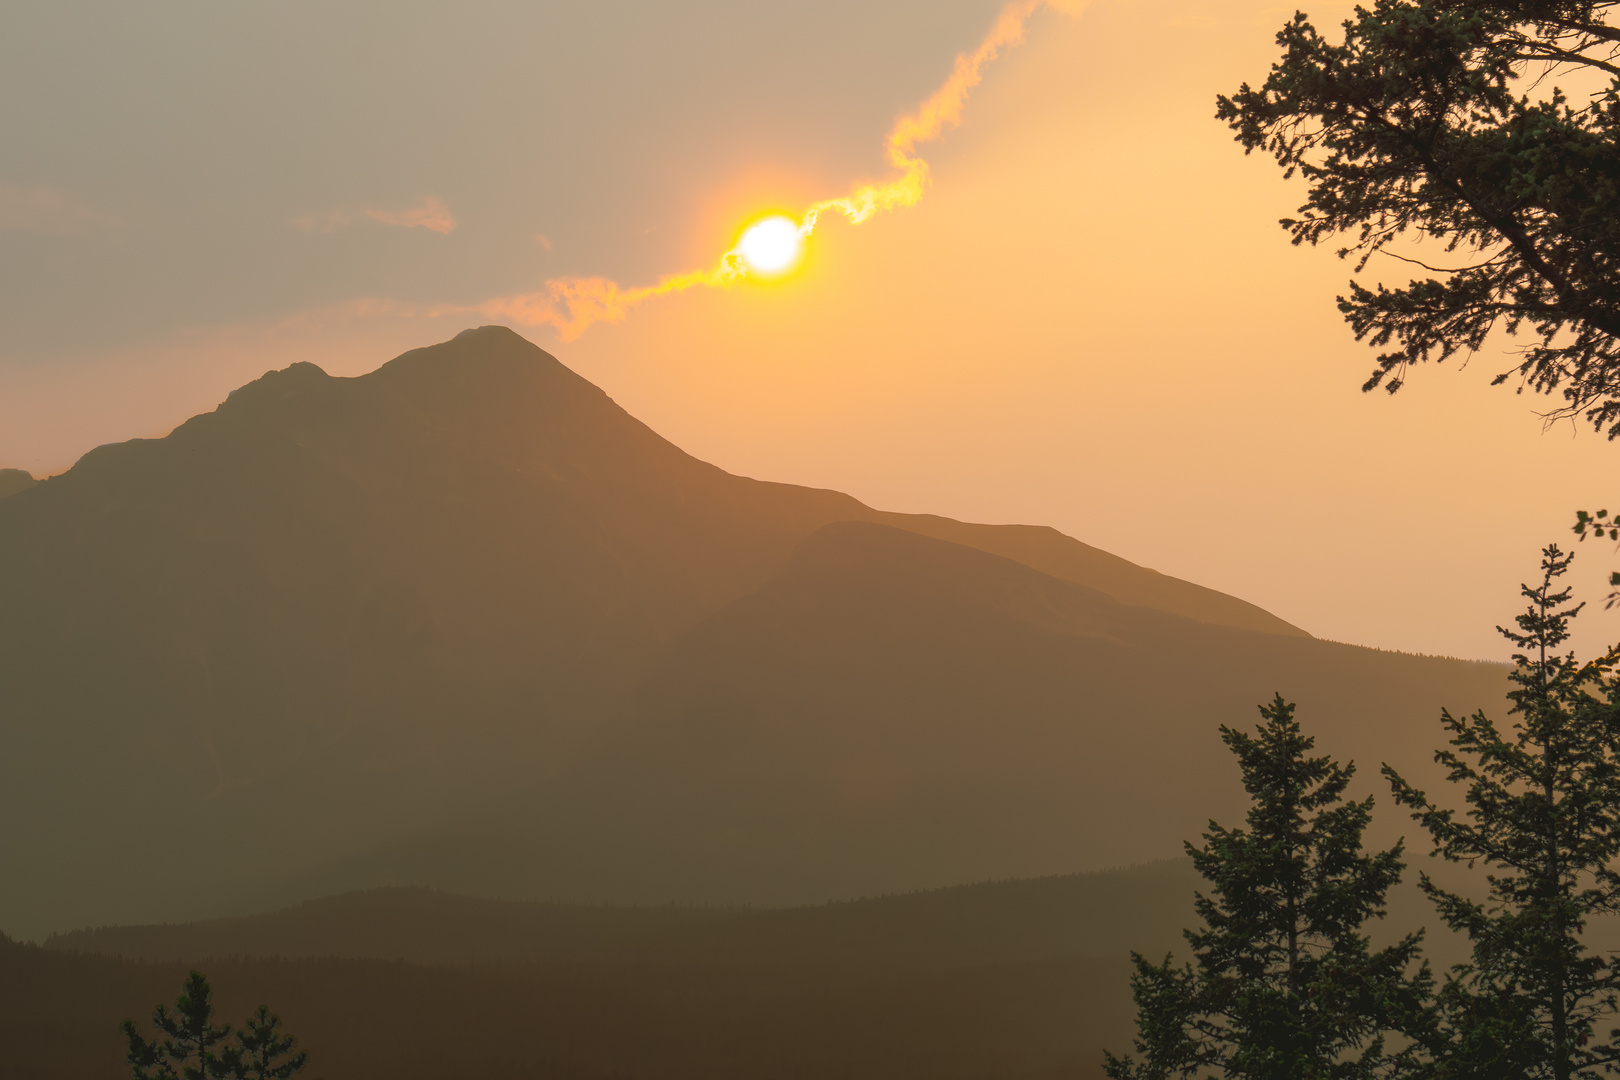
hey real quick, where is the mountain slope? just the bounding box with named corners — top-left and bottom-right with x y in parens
top-left (268, 521), bottom-right (1504, 911)
top-left (0, 469), bottom-right (33, 500)
top-left (0, 327), bottom-right (1489, 937)
top-left (867, 512), bottom-right (1305, 638)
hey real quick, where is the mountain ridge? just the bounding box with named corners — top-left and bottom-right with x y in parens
top-left (0, 327), bottom-right (1498, 939)
top-left (0, 468), bottom-right (34, 500)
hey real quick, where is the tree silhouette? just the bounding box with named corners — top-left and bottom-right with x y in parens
top-left (1219, 0), bottom-right (1620, 435)
top-left (124, 973), bottom-right (309, 1080)
top-left (123, 971), bottom-right (233, 1080)
top-left (1386, 544), bottom-right (1620, 1079)
top-left (216, 1007), bottom-right (307, 1080)
top-left (1105, 695), bottom-right (1432, 1080)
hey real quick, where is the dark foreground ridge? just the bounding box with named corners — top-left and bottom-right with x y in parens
top-left (22, 857), bottom-right (1580, 1080)
top-left (0, 327), bottom-right (1507, 940)
top-left (21, 865), bottom-right (1196, 1080)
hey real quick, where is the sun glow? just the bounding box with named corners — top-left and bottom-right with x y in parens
top-left (737, 216), bottom-right (804, 275)
top-left (460, 0), bottom-right (1084, 339)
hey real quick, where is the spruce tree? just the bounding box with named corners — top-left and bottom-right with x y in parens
top-left (1385, 544), bottom-right (1620, 1079)
top-left (123, 971), bottom-right (233, 1080)
top-left (1105, 695), bottom-right (1432, 1080)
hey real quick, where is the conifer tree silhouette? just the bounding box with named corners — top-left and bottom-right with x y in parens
top-left (1219, 1), bottom-right (1620, 437)
top-left (1105, 696), bottom-right (1432, 1080)
top-left (1386, 544), bottom-right (1620, 1079)
top-left (215, 1007), bottom-right (307, 1080)
top-left (123, 973), bottom-right (308, 1080)
top-left (122, 971), bottom-right (233, 1080)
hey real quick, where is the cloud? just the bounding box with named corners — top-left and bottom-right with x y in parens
top-left (364, 195), bottom-right (457, 234)
top-left (287, 0), bottom-right (1082, 343)
top-left (464, 0), bottom-right (1085, 340)
top-left (290, 208), bottom-right (352, 234)
top-left (0, 185), bottom-right (117, 235)
top-left (450, 270), bottom-right (717, 341)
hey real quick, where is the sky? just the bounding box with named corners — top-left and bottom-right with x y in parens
top-left (2, 0), bottom-right (1616, 662)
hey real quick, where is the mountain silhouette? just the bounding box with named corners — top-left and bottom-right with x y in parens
top-left (0, 468), bottom-right (34, 500)
top-left (0, 327), bottom-right (1505, 938)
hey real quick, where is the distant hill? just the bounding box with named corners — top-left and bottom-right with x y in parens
top-left (0, 327), bottom-right (1507, 938)
top-left (0, 468), bottom-right (34, 500)
top-left (46, 861), bottom-right (1201, 969)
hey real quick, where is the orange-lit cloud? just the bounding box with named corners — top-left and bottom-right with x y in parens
top-left (365, 195), bottom-right (458, 234)
top-left (463, 0), bottom-right (1082, 340)
top-left (801, 0), bottom-right (1082, 232)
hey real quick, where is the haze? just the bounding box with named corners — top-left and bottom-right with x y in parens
top-left (1, 0), bottom-right (1611, 657)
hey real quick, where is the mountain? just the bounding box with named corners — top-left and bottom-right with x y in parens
top-left (0, 327), bottom-right (1506, 938)
top-left (0, 468), bottom-right (34, 500)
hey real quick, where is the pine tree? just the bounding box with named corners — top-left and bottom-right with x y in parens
top-left (1385, 544), bottom-right (1620, 1079)
top-left (1217, 0), bottom-right (1620, 435)
top-left (123, 971), bottom-right (233, 1080)
top-left (123, 973), bottom-right (309, 1080)
top-left (215, 1007), bottom-right (307, 1080)
top-left (1105, 695), bottom-right (1432, 1080)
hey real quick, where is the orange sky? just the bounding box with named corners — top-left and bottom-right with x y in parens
top-left (2, 0), bottom-right (1615, 661)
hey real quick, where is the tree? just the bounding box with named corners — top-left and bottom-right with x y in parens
top-left (1571, 508), bottom-right (1620, 607)
top-left (1104, 695), bottom-right (1432, 1080)
top-left (123, 971), bottom-right (233, 1080)
top-left (1218, 0), bottom-right (1620, 435)
top-left (1384, 544), bottom-right (1620, 1079)
top-left (124, 973), bottom-right (309, 1080)
top-left (216, 1007), bottom-right (308, 1080)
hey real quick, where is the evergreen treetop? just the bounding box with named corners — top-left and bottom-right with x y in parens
top-left (1385, 544), bottom-right (1620, 1079)
top-left (123, 973), bottom-right (309, 1080)
top-left (123, 971), bottom-right (233, 1080)
top-left (1106, 695), bottom-right (1432, 1080)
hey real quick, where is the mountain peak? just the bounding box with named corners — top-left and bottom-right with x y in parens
top-left (220, 360), bottom-right (333, 409)
top-left (0, 469), bottom-right (36, 501)
top-left (0, 326), bottom-right (1362, 936)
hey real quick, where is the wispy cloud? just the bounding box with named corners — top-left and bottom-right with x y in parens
top-left (292, 195), bottom-right (458, 235)
top-left (290, 208), bottom-right (352, 234)
top-left (437, 0), bottom-right (1086, 341)
top-left (364, 195), bottom-right (457, 234)
top-left (0, 185), bottom-right (117, 235)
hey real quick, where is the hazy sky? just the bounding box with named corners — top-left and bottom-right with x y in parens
top-left (3, 0), bottom-right (1615, 661)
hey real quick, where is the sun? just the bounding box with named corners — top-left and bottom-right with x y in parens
top-left (736, 215), bottom-right (803, 275)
